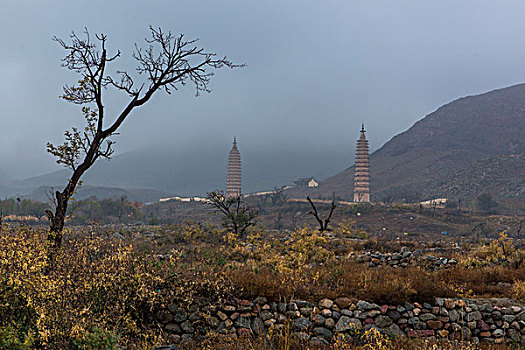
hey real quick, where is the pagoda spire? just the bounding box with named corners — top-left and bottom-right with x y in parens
top-left (226, 137), bottom-right (241, 198)
top-left (353, 124), bottom-right (370, 202)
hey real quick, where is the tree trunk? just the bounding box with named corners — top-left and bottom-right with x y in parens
top-left (46, 191), bottom-right (69, 248)
top-left (45, 138), bottom-right (98, 248)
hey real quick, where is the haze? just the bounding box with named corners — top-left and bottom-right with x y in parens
top-left (1, 0), bottom-right (525, 183)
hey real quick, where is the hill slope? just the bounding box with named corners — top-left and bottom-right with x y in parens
top-left (292, 84), bottom-right (525, 202)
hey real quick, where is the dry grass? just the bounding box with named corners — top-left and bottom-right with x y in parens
top-left (228, 260), bottom-right (456, 304)
top-left (230, 261), bottom-right (525, 304)
top-left (2, 222), bottom-right (525, 348)
top-left (224, 232), bottom-right (525, 303)
top-left (184, 331), bottom-right (512, 350)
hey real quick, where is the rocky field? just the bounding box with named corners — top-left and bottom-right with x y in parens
top-left (1, 216), bottom-right (525, 349)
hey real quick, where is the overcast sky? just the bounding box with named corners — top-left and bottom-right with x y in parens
top-left (1, 0), bottom-right (525, 179)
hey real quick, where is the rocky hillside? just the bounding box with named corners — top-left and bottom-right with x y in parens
top-left (292, 84), bottom-right (525, 203)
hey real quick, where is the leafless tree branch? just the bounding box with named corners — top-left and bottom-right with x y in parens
top-left (46, 27), bottom-right (242, 248)
top-left (307, 196), bottom-right (336, 232)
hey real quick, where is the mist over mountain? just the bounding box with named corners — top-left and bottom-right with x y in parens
top-left (291, 83), bottom-right (525, 203)
top-left (24, 185), bottom-right (168, 204)
top-left (85, 145), bottom-right (349, 195)
top-left (0, 167), bottom-right (11, 184)
top-left (0, 144), bottom-right (350, 201)
top-left (3, 83), bottom-right (525, 204)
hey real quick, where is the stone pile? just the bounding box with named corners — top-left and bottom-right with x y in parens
top-left (156, 296), bottom-right (525, 346)
top-left (351, 246), bottom-right (457, 269)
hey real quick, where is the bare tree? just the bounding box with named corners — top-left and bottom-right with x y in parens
top-left (274, 212), bottom-right (283, 230)
top-left (269, 186), bottom-right (289, 206)
top-left (46, 27), bottom-right (241, 248)
top-left (471, 222), bottom-right (487, 240)
top-left (307, 196), bottom-right (336, 232)
top-left (207, 191), bottom-right (257, 239)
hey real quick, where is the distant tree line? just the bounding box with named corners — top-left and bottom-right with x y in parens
top-left (0, 198), bottom-right (50, 217)
top-left (69, 196), bottom-right (143, 224)
top-left (0, 196), bottom-right (143, 224)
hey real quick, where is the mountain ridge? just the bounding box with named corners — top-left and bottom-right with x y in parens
top-left (289, 83), bottom-right (525, 203)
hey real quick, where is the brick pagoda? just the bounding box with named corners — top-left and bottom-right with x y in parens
top-left (226, 137), bottom-right (242, 198)
top-left (353, 124), bottom-right (370, 202)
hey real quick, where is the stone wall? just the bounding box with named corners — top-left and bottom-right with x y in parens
top-left (156, 297), bottom-right (525, 346)
top-left (351, 246), bottom-right (458, 269)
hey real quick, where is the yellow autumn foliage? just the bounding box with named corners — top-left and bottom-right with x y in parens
top-left (0, 224), bottom-right (229, 348)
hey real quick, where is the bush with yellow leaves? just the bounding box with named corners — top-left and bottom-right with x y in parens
top-left (459, 231), bottom-right (522, 269)
top-left (513, 280), bottom-right (525, 301)
top-left (334, 219), bottom-right (368, 239)
top-left (281, 227), bottom-right (335, 270)
top-left (486, 231), bottom-right (515, 262)
top-left (0, 224), bottom-right (230, 349)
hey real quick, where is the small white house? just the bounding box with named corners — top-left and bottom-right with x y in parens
top-left (308, 179), bottom-right (319, 188)
top-left (419, 198), bottom-right (447, 208)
